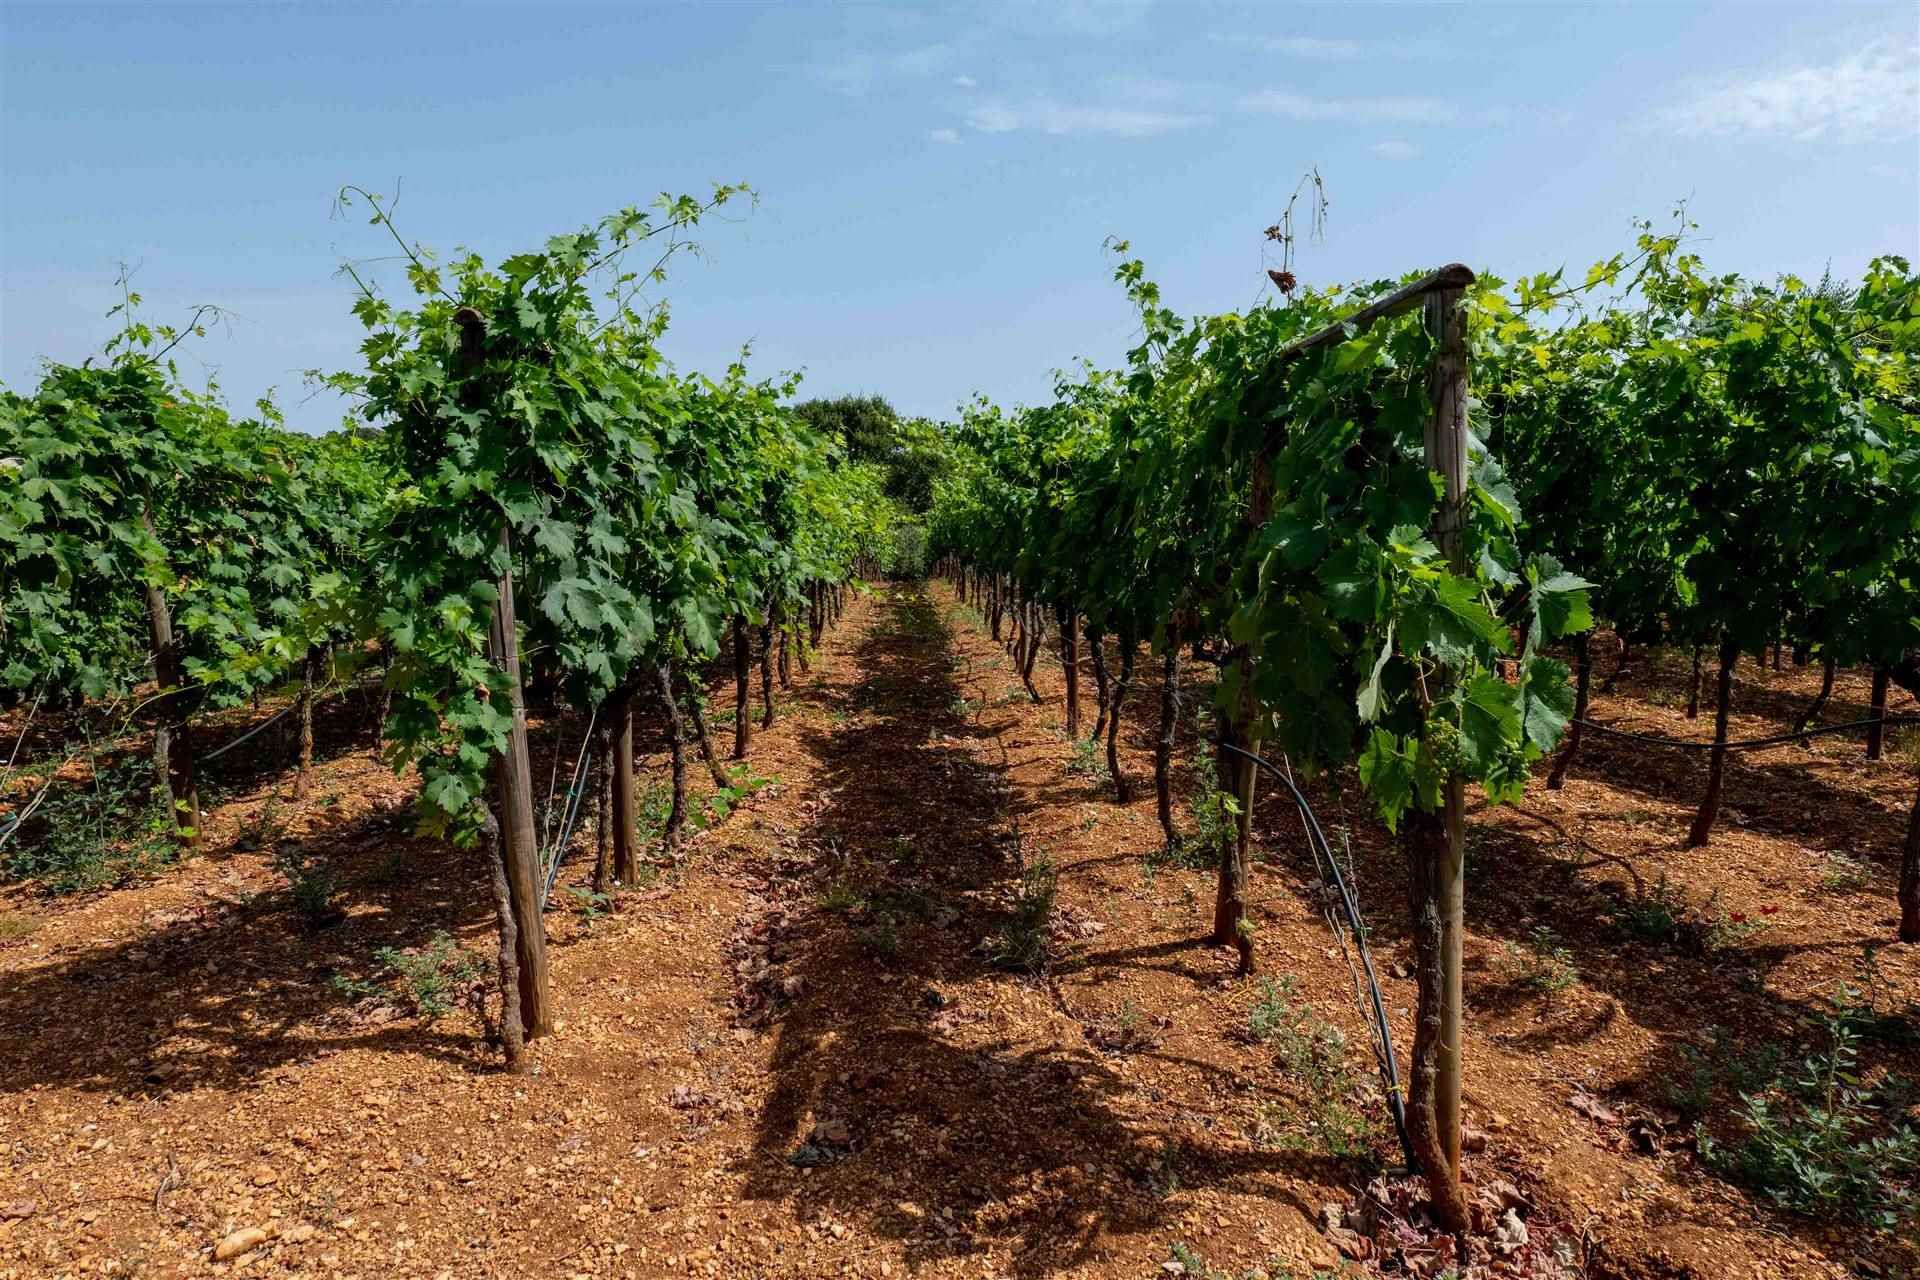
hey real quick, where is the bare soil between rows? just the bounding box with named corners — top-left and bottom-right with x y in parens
top-left (2, 584), bottom-right (1915, 1279)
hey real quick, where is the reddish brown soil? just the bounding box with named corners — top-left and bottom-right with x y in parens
top-left (0, 586), bottom-right (1913, 1279)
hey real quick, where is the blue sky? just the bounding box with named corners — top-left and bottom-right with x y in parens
top-left (4, 1), bottom-right (1916, 429)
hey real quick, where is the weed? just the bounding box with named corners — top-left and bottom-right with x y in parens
top-left (1614, 874), bottom-right (1688, 944)
top-left (1698, 988), bottom-right (1919, 1231)
top-left (1246, 975), bottom-right (1383, 1161)
top-left (1163, 1241), bottom-right (1345, 1280)
top-left (1667, 1026), bottom-right (1783, 1120)
top-left (1185, 746), bottom-right (1240, 863)
top-left (1248, 976), bottom-right (1290, 1043)
top-left (1701, 890), bottom-right (1771, 952)
top-left (330, 930), bottom-right (484, 1021)
top-left (275, 845), bottom-right (343, 930)
top-left (0, 910), bottom-right (40, 940)
top-left (691, 768), bottom-right (771, 831)
top-left (369, 849), bottom-right (409, 885)
top-left (950, 696), bottom-right (974, 719)
top-left (819, 881), bottom-right (865, 914)
top-left (1065, 736), bottom-right (1105, 779)
top-left (4, 765), bottom-right (179, 895)
top-left (567, 885), bottom-right (614, 926)
top-left (1503, 926), bottom-right (1579, 994)
top-left (1818, 855), bottom-right (1872, 894)
top-left (858, 914), bottom-right (901, 959)
top-left (233, 789), bottom-right (289, 851)
top-left (988, 854), bottom-right (1056, 974)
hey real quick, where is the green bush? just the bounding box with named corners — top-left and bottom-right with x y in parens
top-left (4, 765), bottom-right (178, 895)
top-left (275, 846), bottom-right (342, 930)
top-left (1698, 991), bottom-right (1918, 1231)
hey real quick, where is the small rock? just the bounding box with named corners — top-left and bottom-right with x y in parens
top-left (213, 1226), bottom-right (273, 1261)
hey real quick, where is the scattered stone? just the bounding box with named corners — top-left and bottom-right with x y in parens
top-left (213, 1226), bottom-right (273, 1261)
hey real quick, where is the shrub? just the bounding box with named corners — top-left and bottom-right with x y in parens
top-left (4, 765), bottom-right (178, 895)
top-left (1614, 874), bottom-right (1688, 944)
top-left (1698, 990), bottom-right (1918, 1231)
top-left (275, 846), bottom-right (343, 930)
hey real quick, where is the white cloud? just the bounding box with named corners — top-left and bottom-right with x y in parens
top-left (929, 127), bottom-right (962, 144)
top-left (966, 96), bottom-right (1206, 137)
top-left (1238, 89), bottom-right (1455, 124)
top-left (952, 74), bottom-right (978, 88)
top-left (1661, 38), bottom-right (1920, 141)
top-left (1371, 140), bottom-right (1417, 159)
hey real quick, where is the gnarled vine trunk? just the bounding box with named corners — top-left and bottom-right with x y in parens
top-left (1792, 654), bottom-right (1836, 742)
top-left (1686, 642), bottom-right (1703, 720)
top-left (1546, 633), bottom-right (1590, 790)
top-left (484, 525), bottom-right (550, 1038)
top-left (759, 622), bottom-right (777, 729)
top-left (480, 811), bottom-right (529, 1074)
top-left (678, 666), bottom-right (733, 789)
top-left (657, 662), bottom-right (688, 852)
top-left (294, 646), bottom-right (319, 799)
top-left (1867, 666), bottom-right (1891, 761)
top-left (1088, 628), bottom-right (1111, 742)
top-left (1155, 623), bottom-right (1181, 847)
top-left (141, 506), bottom-right (199, 844)
top-left (1106, 629), bottom-right (1135, 803)
top-left (1403, 799), bottom-right (1471, 1234)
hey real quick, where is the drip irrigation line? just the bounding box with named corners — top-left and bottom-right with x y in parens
top-left (1214, 737), bottom-right (1418, 1173)
top-left (1570, 712), bottom-right (1917, 753)
top-left (4, 685), bottom-right (47, 777)
top-left (201, 704), bottom-right (298, 762)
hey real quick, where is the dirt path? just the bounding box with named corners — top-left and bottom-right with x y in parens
top-left (3, 583), bottom-right (1912, 1279)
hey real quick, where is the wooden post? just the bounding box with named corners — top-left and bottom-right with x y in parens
top-left (458, 304), bottom-right (550, 1040)
top-left (140, 506), bottom-right (199, 845)
top-left (1061, 604), bottom-right (1081, 738)
top-left (1411, 283), bottom-right (1472, 1234)
top-left (731, 615), bottom-right (753, 759)
top-left (1688, 636), bottom-right (1738, 847)
top-left (610, 690), bottom-right (639, 882)
top-left (485, 524), bottom-right (552, 1038)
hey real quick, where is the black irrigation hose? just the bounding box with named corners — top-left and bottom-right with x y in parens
top-left (1215, 738), bottom-right (1419, 1173)
top-left (1570, 712), bottom-right (1919, 752)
